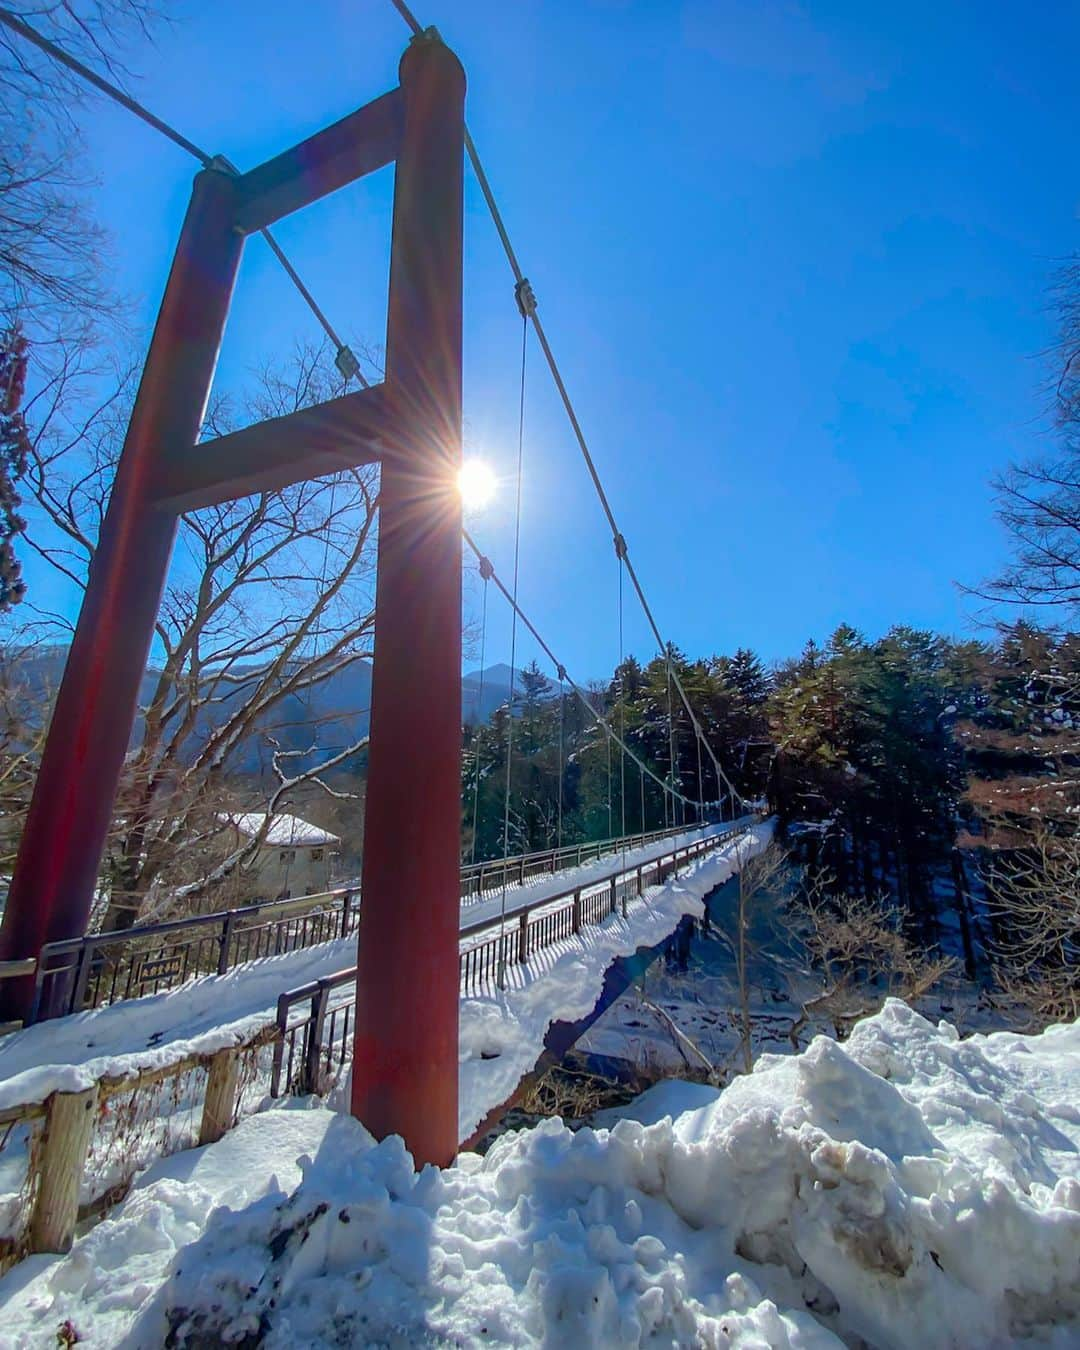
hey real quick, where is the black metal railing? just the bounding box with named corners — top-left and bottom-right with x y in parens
top-left (457, 820), bottom-right (712, 901)
top-left (27, 819), bottom-right (720, 1023)
top-left (30, 888), bottom-right (360, 1023)
top-left (270, 822), bottom-right (742, 1097)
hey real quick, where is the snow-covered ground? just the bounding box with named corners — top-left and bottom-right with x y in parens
top-left (2, 999), bottom-right (1076, 1348)
top-left (0, 825), bottom-right (772, 1247)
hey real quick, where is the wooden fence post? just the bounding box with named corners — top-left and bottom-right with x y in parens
top-left (30, 1086), bottom-right (97, 1254)
top-left (199, 1047), bottom-right (241, 1146)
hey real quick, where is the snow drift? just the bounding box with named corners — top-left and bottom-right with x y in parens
top-left (2, 999), bottom-right (1077, 1347)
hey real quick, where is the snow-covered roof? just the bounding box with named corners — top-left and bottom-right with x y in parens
top-left (219, 812), bottom-right (340, 848)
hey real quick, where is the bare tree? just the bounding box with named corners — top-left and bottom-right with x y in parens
top-left (16, 339), bottom-right (380, 928)
top-left (1, 0), bottom-right (162, 331)
top-left (732, 843), bottom-right (788, 1072)
top-left (788, 880), bottom-right (955, 1048)
top-left (0, 638), bottom-right (48, 867)
top-left (973, 260), bottom-right (1080, 622)
top-left (987, 827), bottom-right (1079, 1026)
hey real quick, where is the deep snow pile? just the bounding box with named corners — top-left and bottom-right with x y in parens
top-left (2, 1001), bottom-right (1078, 1348)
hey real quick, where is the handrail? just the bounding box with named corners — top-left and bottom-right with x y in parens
top-left (25, 819), bottom-right (714, 1022)
top-left (270, 821), bottom-right (744, 1096)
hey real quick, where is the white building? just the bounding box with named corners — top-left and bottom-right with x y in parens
top-left (219, 812), bottom-right (341, 901)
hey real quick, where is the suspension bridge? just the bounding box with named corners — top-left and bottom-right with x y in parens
top-left (0, 3), bottom-right (753, 1169)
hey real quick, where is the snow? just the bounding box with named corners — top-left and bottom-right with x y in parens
top-left (462, 820), bottom-right (749, 917)
top-left (218, 812), bottom-right (340, 847)
top-left (0, 822), bottom-right (755, 1118)
top-left (0, 824), bottom-right (770, 1247)
top-left (0, 935), bottom-right (357, 1112)
top-left (2, 1000), bottom-right (1077, 1348)
top-left (453, 822), bottom-right (775, 1140)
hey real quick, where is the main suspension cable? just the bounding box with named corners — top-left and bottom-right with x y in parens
top-left (0, 7), bottom-right (370, 388)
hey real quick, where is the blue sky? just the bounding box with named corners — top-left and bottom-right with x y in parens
top-left (21, 0), bottom-right (1080, 679)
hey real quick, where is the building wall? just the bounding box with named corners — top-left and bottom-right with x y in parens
top-left (250, 844), bottom-right (336, 899)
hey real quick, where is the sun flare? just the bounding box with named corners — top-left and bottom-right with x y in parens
top-left (457, 459), bottom-right (498, 511)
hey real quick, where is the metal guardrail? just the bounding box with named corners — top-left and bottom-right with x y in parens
top-left (26, 819), bottom-right (716, 1024)
top-left (457, 821), bottom-right (709, 899)
top-left (270, 823), bottom-right (740, 1097)
top-left (29, 887), bottom-right (361, 1024)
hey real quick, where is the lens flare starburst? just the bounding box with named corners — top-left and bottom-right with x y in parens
top-left (457, 459), bottom-right (498, 511)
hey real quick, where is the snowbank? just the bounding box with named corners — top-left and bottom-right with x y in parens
top-left (3, 999), bottom-right (1077, 1348)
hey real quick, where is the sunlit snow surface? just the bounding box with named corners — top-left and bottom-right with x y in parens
top-left (2, 1001), bottom-right (1078, 1348)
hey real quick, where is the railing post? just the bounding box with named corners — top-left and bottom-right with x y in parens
top-left (517, 911), bottom-right (529, 964)
top-left (609, 877), bottom-right (617, 917)
top-left (199, 1047), bottom-right (241, 1145)
top-left (621, 884), bottom-right (628, 920)
top-left (217, 912), bottom-right (238, 977)
top-left (304, 981), bottom-right (331, 1095)
top-left (270, 993), bottom-right (290, 1097)
top-left (30, 1086), bottom-right (98, 1254)
top-left (572, 888), bottom-right (582, 934)
top-left (519, 853), bottom-right (527, 885)
top-left (637, 866), bottom-right (643, 897)
top-left (340, 888), bottom-right (355, 936)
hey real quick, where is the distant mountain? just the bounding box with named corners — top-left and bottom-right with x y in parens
top-left (5, 647), bottom-right (526, 775)
top-left (463, 662), bottom-right (520, 725)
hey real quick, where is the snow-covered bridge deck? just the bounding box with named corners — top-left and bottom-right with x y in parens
top-left (0, 824), bottom-right (772, 1258)
top-left (0, 824), bottom-right (769, 1128)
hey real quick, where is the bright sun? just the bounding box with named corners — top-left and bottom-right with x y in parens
top-left (457, 459), bottom-right (498, 511)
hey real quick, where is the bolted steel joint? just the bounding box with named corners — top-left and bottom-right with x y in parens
top-left (334, 344), bottom-right (361, 382)
top-left (514, 277), bottom-right (537, 319)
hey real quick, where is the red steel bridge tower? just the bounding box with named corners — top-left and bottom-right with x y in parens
top-left (0, 31), bottom-right (465, 1168)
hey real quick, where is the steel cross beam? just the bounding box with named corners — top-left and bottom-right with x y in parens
top-left (0, 32), bottom-right (465, 1168)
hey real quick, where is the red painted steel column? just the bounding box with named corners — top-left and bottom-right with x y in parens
top-left (0, 167), bottom-right (244, 1021)
top-left (351, 33), bottom-right (465, 1167)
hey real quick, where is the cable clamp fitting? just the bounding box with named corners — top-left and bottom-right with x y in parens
top-left (478, 555), bottom-right (494, 582)
top-left (514, 277), bottom-right (538, 319)
top-left (556, 663), bottom-right (568, 683)
top-left (613, 532), bottom-right (628, 560)
top-left (335, 345), bottom-right (361, 382)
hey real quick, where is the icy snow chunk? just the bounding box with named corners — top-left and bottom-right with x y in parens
top-left (2, 1001), bottom-right (1078, 1349)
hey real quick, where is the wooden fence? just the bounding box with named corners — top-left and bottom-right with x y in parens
top-left (0, 1028), bottom-right (276, 1269)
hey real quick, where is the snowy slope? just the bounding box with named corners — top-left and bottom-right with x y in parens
top-left (2, 1000), bottom-right (1077, 1348)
